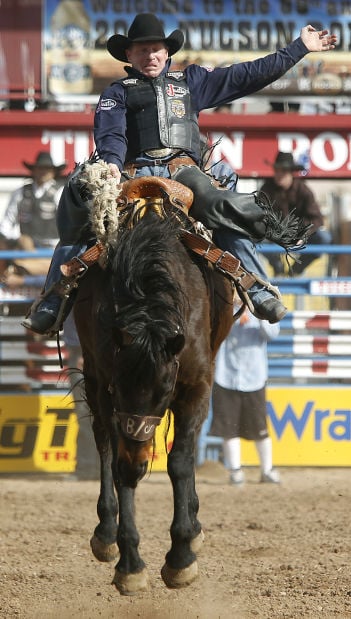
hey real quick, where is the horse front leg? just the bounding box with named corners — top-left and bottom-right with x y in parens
top-left (90, 416), bottom-right (119, 563)
top-left (90, 459), bottom-right (118, 564)
top-left (161, 420), bottom-right (203, 588)
top-left (111, 484), bottom-right (148, 595)
top-left (110, 433), bottom-right (149, 595)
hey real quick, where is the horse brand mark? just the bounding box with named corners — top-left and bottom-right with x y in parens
top-left (118, 413), bottom-right (162, 442)
top-left (127, 418), bottom-right (154, 438)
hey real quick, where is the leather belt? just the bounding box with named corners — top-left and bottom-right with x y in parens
top-left (124, 156), bottom-right (196, 177)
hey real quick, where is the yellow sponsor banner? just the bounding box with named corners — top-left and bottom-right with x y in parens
top-left (1, 387), bottom-right (350, 473)
top-left (150, 412), bottom-right (174, 473)
top-left (0, 394), bottom-right (78, 473)
top-left (0, 394), bottom-right (173, 474)
top-left (241, 386), bottom-right (351, 467)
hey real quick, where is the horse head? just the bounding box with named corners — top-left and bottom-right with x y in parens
top-left (109, 320), bottom-right (185, 486)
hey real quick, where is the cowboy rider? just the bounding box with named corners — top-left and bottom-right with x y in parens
top-left (22, 14), bottom-right (336, 335)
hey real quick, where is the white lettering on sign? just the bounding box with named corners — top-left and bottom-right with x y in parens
top-left (277, 131), bottom-right (351, 172)
top-left (311, 132), bottom-right (350, 171)
top-left (207, 129), bottom-right (351, 174)
top-left (277, 133), bottom-right (310, 165)
top-left (42, 130), bottom-right (92, 167)
top-left (210, 131), bottom-right (244, 169)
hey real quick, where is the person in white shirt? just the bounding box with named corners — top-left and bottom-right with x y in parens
top-left (211, 304), bottom-right (280, 485)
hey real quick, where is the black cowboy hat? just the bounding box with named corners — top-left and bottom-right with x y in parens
top-left (22, 151), bottom-right (67, 174)
top-left (107, 13), bottom-right (184, 63)
top-left (267, 151), bottom-right (305, 172)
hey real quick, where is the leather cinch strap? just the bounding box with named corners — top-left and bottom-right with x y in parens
top-left (60, 242), bottom-right (104, 278)
top-left (180, 229), bottom-right (256, 291)
top-left (60, 216), bottom-right (256, 294)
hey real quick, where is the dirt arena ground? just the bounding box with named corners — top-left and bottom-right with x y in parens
top-left (0, 464), bottom-right (350, 619)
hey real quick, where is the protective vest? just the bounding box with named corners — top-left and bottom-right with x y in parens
top-left (119, 72), bottom-right (201, 161)
top-left (18, 183), bottom-right (59, 246)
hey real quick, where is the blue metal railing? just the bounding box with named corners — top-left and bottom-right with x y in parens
top-left (258, 244), bottom-right (350, 255)
top-left (0, 249), bottom-right (53, 259)
top-left (1, 246), bottom-right (351, 301)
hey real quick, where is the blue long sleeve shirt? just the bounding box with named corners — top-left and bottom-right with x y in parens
top-left (94, 38), bottom-right (308, 171)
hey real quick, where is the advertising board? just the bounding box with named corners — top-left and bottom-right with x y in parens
top-left (42, 1), bottom-right (351, 99)
top-left (0, 386), bottom-right (350, 474)
top-left (0, 393), bottom-right (172, 473)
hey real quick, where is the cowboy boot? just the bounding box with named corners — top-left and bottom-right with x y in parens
top-left (22, 243), bottom-right (83, 335)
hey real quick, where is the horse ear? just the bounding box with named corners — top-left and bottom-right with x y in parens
top-left (166, 333), bottom-right (185, 356)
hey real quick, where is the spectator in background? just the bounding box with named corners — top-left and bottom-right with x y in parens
top-left (0, 151), bottom-right (66, 251)
top-left (210, 302), bottom-right (280, 485)
top-left (260, 151), bottom-right (332, 275)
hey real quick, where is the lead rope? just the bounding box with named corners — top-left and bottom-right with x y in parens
top-left (57, 332), bottom-right (64, 369)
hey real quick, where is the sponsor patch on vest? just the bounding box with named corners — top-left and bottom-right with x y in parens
top-left (166, 72), bottom-right (185, 80)
top-left (97, 98), bottom-right (117, 112)
top-left (166, 83), bottom-right (187, 98)
top-left (122, 78), bottom-right (138, 85)
top-left (170, 99), bottom-right (186, 118)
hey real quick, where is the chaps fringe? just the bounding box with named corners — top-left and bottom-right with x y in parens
top-left (257, 190), bottom-right (313, 255)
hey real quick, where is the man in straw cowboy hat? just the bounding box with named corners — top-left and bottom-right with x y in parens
top-left (260, 151), bottom-right (332, 275)
top-left (22, 14), bottom-right (336, 335)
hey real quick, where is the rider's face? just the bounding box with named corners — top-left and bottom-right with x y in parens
top-left (126, 41), bottom-right (169, 78)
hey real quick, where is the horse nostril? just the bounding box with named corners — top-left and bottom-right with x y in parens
top-left (118, 458), bottom-right (148, 487)
top-left (136, 460), bottom-right (148, 480)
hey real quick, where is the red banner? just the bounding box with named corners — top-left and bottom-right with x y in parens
top-left (1, 110), bottom-right (351, 179)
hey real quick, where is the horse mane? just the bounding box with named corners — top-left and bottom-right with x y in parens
top-left (110, 213), bottom-right (188, 383)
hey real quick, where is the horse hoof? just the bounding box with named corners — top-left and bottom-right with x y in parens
top-left (90, 534), bottom-right (119, 563)
top-left (190, 529), bottom-right (205, 553)
top-left (161, 560), bottom-right (198, 588)
top-left (112, 568), bottom-right (149, 595)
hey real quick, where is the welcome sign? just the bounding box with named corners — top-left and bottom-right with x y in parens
top-left (43, 1), bottom-right (351, 98)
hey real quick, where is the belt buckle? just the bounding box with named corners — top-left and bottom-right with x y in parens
top-left (215, 251), bottom-right (231, 275)
top-left (145, 148), bottom-right (174, 158)
top-left (71, 256), bottom-right (89, 277)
